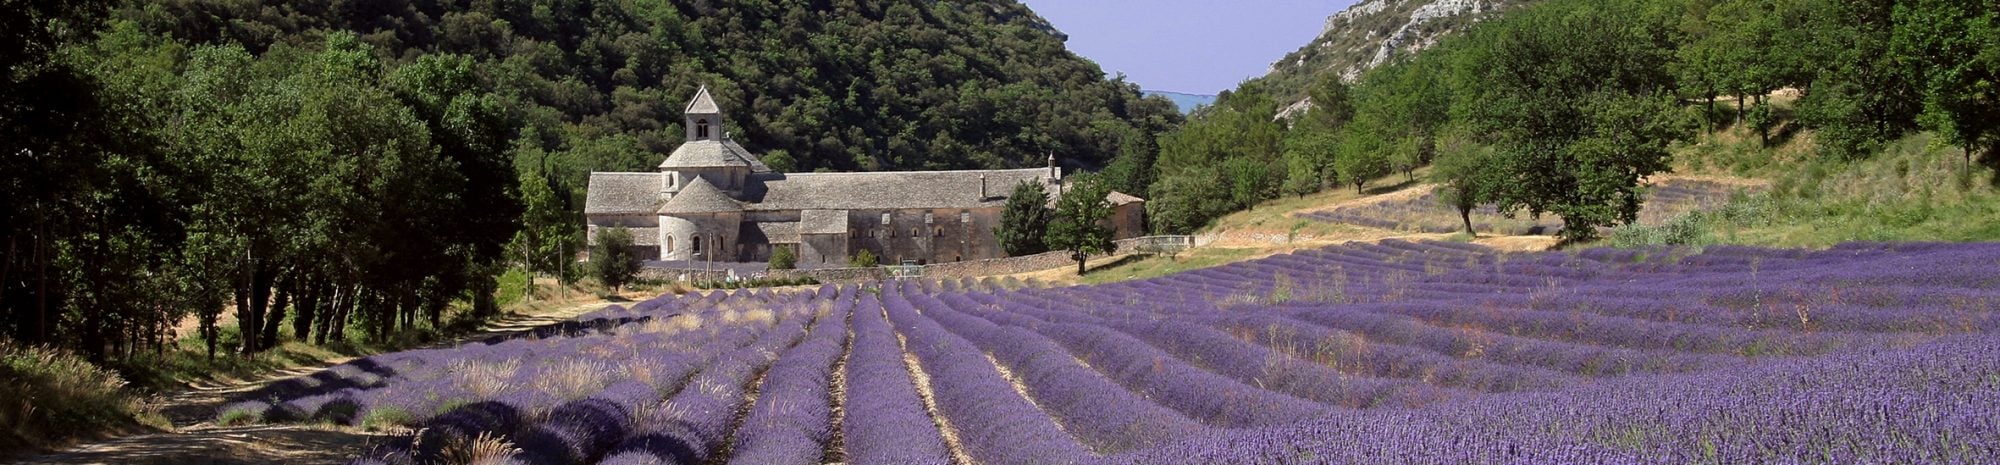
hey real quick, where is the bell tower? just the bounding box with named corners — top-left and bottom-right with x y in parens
top-left (685, 85), bottom-right (722, 142)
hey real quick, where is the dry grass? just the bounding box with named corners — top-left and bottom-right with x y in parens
top-left (433, 431), bottom-right (521, 465)
top-left (0, 341), bottom-right (166, 455)
top-left (447, 359), bottom-right (521, 400)
top-left (530, 359), bottom-right (615, 401)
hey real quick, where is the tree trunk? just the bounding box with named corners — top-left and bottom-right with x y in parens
top-left (260, 280), bottom-right (290, 350)
top-left (36, 219), bottom-right (50, 343)
top-left (1074, 253), bottom-right (1087, 275)
top-left (1735, 95), bottom-right (1744, 126)
top-left (293, 279), bottom-right (318, 341)
top-left (1705, 93), bottom-right (1716, 133)
top-left (1460, 207), bottom-right (1476, 237)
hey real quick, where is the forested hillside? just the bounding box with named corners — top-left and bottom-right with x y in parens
top-left (117, 0), bottom-right (1182, 180)
top-left (1143, 0), bottom-right (1998, 239)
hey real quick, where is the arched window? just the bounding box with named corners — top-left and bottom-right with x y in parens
top-left (696, 119), bottom-right (711, 139)
top-left (665, 235), bottom-right (675, 253)
top-left (691, 235), bottom-right (702, 254)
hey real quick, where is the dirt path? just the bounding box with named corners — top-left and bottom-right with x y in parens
top-left (10, 301), bottom-right (617, 465)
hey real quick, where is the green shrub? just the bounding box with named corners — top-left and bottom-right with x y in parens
top-left (769, 246), bottom-right (797, 270)
top-left (850, 249), bottom-right (878, 268)
top-left (360, 406), bottom-right (416, 431)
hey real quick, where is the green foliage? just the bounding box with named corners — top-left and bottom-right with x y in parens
top-left (511, 167), bottom-right (582, 300)
top-left (995, 181), bottom-right (1053, 256)
top-left (115, 0), bottom-right (1182, 186)
top-left (1891, 0), bottom-right (2000, 168)
top-left (1333, 122), bottom-right (1394, 193)
top-left (768, 246), bottom-right (797, 270)
top-left (1451, 0), bottom-right (1687, 242)
top-left (1148, 85), bottom-right (1288, 232)
top-left (1048, 175), bottom-right (1117, 275)
top-left (591, 228), bottom-right (641, 292)
top-left (1281, 131), bottom-right (1338, 197)
top-left (1429, 130), bottom-right (1500, 235)
top-left (850, 249), bottom-right (879, 268)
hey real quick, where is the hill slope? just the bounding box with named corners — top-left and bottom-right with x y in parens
top-left (1259, 0), bottom-right (1537, 114)
top-left (114, 0), bottom-right (1183, 182)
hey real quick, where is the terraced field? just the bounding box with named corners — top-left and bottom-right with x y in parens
top-left (219, 240), bottom-right (2000, 464)
top-left (1298, 177), bottom-right (1765, 236)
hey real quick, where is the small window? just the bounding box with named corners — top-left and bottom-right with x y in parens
top-left (882, 212), bottom-right (892, 224)
top-left (934, 227), bottom-right (944, 237)
top-left (666, 235), bottom-right (675, 253)
top-left (911, 227), bottom-right (920, 238)
top-left (696, 119), bottom-right (711, 139)
top-left (692, 235), bottom-right (702, 253)
top-left (960, 211), bottom-right (971, 223)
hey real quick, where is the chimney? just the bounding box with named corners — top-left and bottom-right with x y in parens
top-left (980, 174), bottom-right (988, 199)
top-left (1046, 152), bottom-right (1057, 180)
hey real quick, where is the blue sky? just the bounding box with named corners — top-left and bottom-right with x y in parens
top-left (1018, 0), bottom-right (1356, 95)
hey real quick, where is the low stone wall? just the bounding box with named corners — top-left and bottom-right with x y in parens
top-left (640, 248), bottom-right (1111, 285)
top-left (768, 267), bottom-right (886, 283)
top-left (922, 250), bottom-right (1072, 279)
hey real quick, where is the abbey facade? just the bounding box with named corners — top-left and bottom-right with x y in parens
top-left (584, 87), bottom-right (1146, 267)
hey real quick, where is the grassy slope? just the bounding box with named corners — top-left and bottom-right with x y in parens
top-left (1666, 125), bottom-right (2000, 247)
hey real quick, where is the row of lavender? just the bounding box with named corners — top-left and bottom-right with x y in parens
top-left (220, 239), bottom-right (1999, 464)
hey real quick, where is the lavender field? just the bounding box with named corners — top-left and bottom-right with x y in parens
top-left (1298, 178), bottom-right (1764, 235)
top-left (219, 240), bottom-right (2000, 465)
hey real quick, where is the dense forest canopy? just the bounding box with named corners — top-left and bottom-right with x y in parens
top-left (116, 0), bottom-right (1183, 183)
top-left (1143, 0), bottom-right (1999, 238)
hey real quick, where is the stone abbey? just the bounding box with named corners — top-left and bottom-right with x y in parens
top-left (583, 87), bottom-right (1146, 267)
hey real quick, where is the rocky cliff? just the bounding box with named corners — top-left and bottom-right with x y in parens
top-left (1260, 0), bottom-right (1537, 118)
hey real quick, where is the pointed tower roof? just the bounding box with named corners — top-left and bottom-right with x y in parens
top-left (685, 85), bottom-right (721, 114)
top-left (660, 140), bottom-right (754, 169)
top-left (659, 177), bottom-right (741, 214)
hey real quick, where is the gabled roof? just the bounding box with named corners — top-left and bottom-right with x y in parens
top-left (659, 177), bottom-right (742, 214)
top-left (798, 210), bottom-right (850, 235)
top-left (685, 85), bottom-right (720, 114)
top-left (584, 173), bottom-right (663, 214)
top-left (750, 222), bottom-right (800, 244)
top-left (739, 168), bottom-right (1051, 212)
top-left (661, 140), bottom-right (754, 169)
top-left (1107, 191), bottom-right (1145, 205)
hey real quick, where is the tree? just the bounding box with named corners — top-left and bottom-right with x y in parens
top-left (769, 246), bottom-right (797, 270)
top-left (1892, 0), bottom-right (2000, 169)
top-left (993, 181), bottom-right (1052, 256)
top-left (509, 167), bottom-right (580, 301)
top-left (849, 249), bottom-right (879, 268)
top-left (1047, 175), bottom-right (1116, 275)
top-left (591, 228), bottom-right (641, 292)
top-left (1281, 131), bottom-right (1339, 197)
top-left (1334, 123), bottom-right (1393, 194)
top-left (1452, 0), bottom-right (1687, 242)
top-left (1429, 130), bottom-right (1499, 236)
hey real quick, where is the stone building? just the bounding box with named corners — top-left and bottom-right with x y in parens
top-left (584, 86), bottom-right (1146, 267)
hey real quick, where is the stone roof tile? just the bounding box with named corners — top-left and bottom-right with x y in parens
top-left (741, 168), bottom-right (1051, 211)
top-left (659, 177), bottom-right (742, 214)
top-left (685, 85), bottom-right (720, 114)
top-left (584, 173), bottom-right (662, 214)
top-left (798, 210), bottom-right (850, 235)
